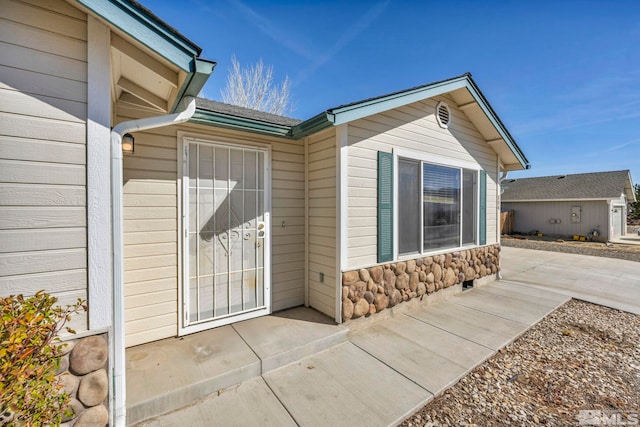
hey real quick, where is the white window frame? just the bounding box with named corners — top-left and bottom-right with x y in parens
top-left (393, 149), bottom-right (480, 260)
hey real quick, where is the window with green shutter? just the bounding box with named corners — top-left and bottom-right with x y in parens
top-left (479, 170), bottom-right (487, 245)
top-left (377, 152), bottom-right (394, 263)
top-left (378, 151), bottom-right (488, 261)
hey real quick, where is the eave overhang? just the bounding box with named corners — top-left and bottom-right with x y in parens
top-left (75, 0), bottom-right (201, 70)
top-left (171, 59), bottom-right (216, 113)
top-left (624, 171), bottom-right (636, 202)
top-left (293, 74), bottom-right (530, 171)
top-left (191, 109), bottom-right (295, 138)
top-left (75, 0), bottom-right (215, 114)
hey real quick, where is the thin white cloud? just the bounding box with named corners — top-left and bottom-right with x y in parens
top-left (226, 0), bottom-right (314, 60)
top-left (603, 139), bottom-right (640, 153)
top-left (293, 0), bottom-right (391, 86)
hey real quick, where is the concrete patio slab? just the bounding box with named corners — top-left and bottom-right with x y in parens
top-left (127, 256), bottom-right (583, 426)
top-left (478, 280), bottom-right (570, 308)
top-left (135, 376), bottom-right (297, 427)
top-left (369, 314), bottom-right (494, 369)
top-left (501, 246), bottom-right (640, 314)
top-left (350, 318), bottom-right (489, 395)
top-left (232, 306), bottom-right (348, 373)
top-left (406, 301), bottom-right (530, 350)
top-left (447, 288), bottom-right (560, 325)
top-left (263, 342), bottom-right (432, 427)
top-left (126, 325), bottom-right (260, 425)
top-left (610, 234), bottom-right (640, 245)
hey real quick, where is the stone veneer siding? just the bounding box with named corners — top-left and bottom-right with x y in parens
top-left (341, 245), bottom-right (500, 321)
top-left (57, 333), bottom-right (109, 427)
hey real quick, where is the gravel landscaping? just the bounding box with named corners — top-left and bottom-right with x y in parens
top-left (502, 235), bottom-right (640, 263)
top-left (402, 241), bottom-right (640, 427)
top-left (402, 300), bottom-right (640, 426)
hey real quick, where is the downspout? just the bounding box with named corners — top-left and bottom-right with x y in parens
top-left (110, 96), bottom-right (196, 427)
top-left (497, 162), bottom-right (508, 280)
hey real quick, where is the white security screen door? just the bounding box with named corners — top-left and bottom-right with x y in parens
top-left (181, 139), bottom-right (270, 332)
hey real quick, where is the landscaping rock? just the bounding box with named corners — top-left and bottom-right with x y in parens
top-left (62, 398), bottom-right (84, 423)
top-left (417, 282), bottom-right (426, 296)
top-left (432, 263), bottom-right (443, 282)
top-left (349, 281), bottom-right (366, 302)
top-left (409, 272), bottom-right (419, 292)
top-left (406, 259), bottom-right (416, 273)
top-left (370, 266), bottom-right (384, 283)
top-left (353, 299), bottom-right (370, 318)
top-left (396, 273), bottom-right (409, 290)
top-left (374, 294), bottom-right (389, 311)
top-left (77, 369), bottom-right (108, 407)
top-left (70, 336), bottom-right (108, 375)
top-left (74, 404), bottom-right (108, 427)
top-left (363, 291), bottom-right (375, 304)
top-left (342, 299), bottom-right (354, 321)
top-left (383, 269), bottom-right (396, 295)
top-left (342, 271), bottom-right (359, 284)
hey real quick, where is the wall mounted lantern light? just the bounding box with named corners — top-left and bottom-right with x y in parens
top-left (122, 133), bottom-right (134, 154)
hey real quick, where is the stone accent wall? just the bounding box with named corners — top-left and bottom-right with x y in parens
top-left (58, 333), bottom-right (109, 427)
top-left (342, 245), bottom-right (500, 322)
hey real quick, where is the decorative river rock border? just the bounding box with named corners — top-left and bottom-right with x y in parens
top-left (342, 245), bottom-right (500, 321)
top-left (57, 334), bottom-right (109, 427)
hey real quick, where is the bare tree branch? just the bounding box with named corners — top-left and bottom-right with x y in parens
top-left (220, 55), bottom-right (295, 116)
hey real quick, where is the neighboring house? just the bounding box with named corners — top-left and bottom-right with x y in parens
top-left (0, 0), bottom-right (530, 425)
top-left (501, 170), bottom-right (636, 241)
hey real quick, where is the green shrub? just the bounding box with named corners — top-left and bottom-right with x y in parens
top-left (0, 291), bottom-right (86, 426)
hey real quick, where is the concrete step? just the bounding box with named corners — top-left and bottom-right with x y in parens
top-left (126, 307), bottom-right (347, 426)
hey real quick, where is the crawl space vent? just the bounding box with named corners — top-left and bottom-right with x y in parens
top-left (436, 101), bottom-right (451, 128)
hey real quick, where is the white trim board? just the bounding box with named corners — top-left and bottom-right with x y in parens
top-left (87, 16), bottom-right (112, 329)
top-left (336, 124), bottom-right (348, 323)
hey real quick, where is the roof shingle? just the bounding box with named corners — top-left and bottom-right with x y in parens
top-left (196, 98), bottom-right (302, 127)
top-left (501, 170), bottom-right (632, 201)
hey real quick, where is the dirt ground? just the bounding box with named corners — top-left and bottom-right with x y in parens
top-left (501, 233), bottom-right (640, 263)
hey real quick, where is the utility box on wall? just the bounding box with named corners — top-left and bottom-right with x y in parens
top-left (570, 206), bottom-right (582, 223)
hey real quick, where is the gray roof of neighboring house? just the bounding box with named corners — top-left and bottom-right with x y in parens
top-left (501, 170), bottom-right (634, 202)
top-left (196, 98), bottom-right (302, 127)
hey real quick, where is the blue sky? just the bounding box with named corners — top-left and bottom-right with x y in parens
top-left (145, 0), bottom-right (640, 185)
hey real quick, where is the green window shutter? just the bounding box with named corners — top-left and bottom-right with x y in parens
top-left (377, 152), bottom-right (394, 263)
top-left (479, 170), bottom-right (487, 245)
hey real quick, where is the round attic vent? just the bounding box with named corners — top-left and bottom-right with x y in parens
top-left (436, 101), bottom-right (451, 129)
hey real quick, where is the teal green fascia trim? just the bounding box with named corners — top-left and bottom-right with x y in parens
top-left (75, 0), bottom-right (200, 71)
top-left (170, 58), bottom-right (216, 112)
top-left (327, 74), bottom-right (530, 170)
top-left (329, 77), bottom-right (468, 126)
top-left (289, 112), bottom-right (333, 139)
top-left (464, 79), bottom-right (530, 170)
top-left (190, 110), bottom-right (293, 138)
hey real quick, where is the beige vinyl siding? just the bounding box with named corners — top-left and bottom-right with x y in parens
top-left (307, 129), bottom-right (337, 318)
top-left (346, 95), bottom-right (499, 269)
top-left (501, 200), bottom-right (610, 240)
top-left (0, 0), bottom-right (87, 329)
top-left (121, 123), bottom-right (179, 347)
top-left (118, 105), bottom-right (306, 346)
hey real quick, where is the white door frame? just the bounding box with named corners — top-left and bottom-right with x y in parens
top-left (177, 132), bottom-right (272, 336)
